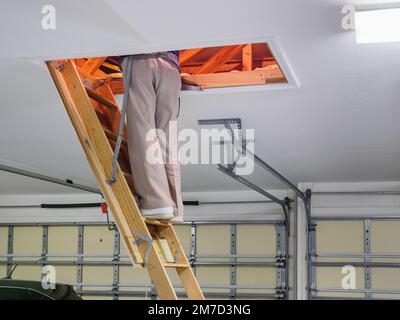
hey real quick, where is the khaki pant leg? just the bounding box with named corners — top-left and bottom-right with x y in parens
top-left (123, 58), bottom-right (173, 210)
top-left (155, 58), bottom-right (183, 217)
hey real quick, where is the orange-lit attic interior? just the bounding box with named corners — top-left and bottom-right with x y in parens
top-left (76, 42), bottom-right (287, 94)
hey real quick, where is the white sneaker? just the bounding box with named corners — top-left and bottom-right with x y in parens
top-left (170, 216), bottom-right (184, 224)
top-left (141, 207), bottom-right (174, 220)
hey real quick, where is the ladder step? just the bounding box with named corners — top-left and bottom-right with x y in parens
top-left (85, 85), bottom-right (119, 112)
top-left (163, 263), bottom-right (190, 268)
top-left (143, 218), bottom-right (171, 227)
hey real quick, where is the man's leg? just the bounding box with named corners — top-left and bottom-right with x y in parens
top-left (123, 58), bottom-right (174, 213)
top-left (155, 58), bottom-right (184, 219)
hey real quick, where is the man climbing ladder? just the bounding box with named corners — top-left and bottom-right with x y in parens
top-left (120, 51), bottom-right (183, 223)
top-left (47, 55), bottom-right (204, 300)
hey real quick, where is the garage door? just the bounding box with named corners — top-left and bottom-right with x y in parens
top-left (0, 221), bottom-right (286, 299)
top-left (310, 217), bottom-right (400, 299)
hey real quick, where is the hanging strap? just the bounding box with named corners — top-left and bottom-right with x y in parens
top-left (106, 55), bottom-right (134, 185)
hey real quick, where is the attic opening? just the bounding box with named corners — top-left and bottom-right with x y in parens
top-left (84, 42), bottom-right (287, 93)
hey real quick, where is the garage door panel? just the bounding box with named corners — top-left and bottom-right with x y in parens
top-left (316, 221), bottom-right (364, 253)
top-left (83, 226), bottom-right (114, 261)
top-left (52, 265), bottom-right (76, 285)
top-left (166, 269), bottom-right (182, 287)
top-left (0, 266), bottom-right (6, 278)
top-left (371, 220), bottom-right (400, 292)
top-left (48, 226), bottom-right (77, 261)
top-left (0, 227), bottom-right (7, 275)
top-left (173, 225), bottom-right (190, 256)
top-left (119, 265), bottom-right (151, 287)
top-left (12, 266), bottom-right (41, 281)
top-left (371, 221), bottom-right (400, 254)
top-left (196, 266), bottom-right (230, 293)
top-left (236, 265), bottom-right (276, 296)
top-left (316, 266), bottom-right (365, 289)
top-left (237, 225), bottom-right (276, 255)
top-left (197, 225), bottom-right (230, 255)
top-left (0, 227), bottom-right (8, 255)
top-left (13, 226), bottom-right (42, 261)
top-left (371, 268), bottom-right (400, 290)
top-left (371, 267), bottom-right (400, 301)
top-left (82, 265), bottom-right (113, 291)
top-left (237, 266), bottom-right (275, 286)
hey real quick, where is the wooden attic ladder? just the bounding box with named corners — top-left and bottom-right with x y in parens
top-left (47, 58), bottom-right (204, 300)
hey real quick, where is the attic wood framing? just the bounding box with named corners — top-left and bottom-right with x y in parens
top-left (81, 57), bottom-right (107, 74)
top-left (179, 48), bottom-right (205, 65)
top-left (182, 66), bottom-right (285, 88)
top-left (179, 42), bottom-right (287, 89)
top-left (110, 79), bottom-right (124, 94)
top-left (196, 44), bottom-right (247, 74)
top-left (242, 44), bottom-right (253, 71)
top-left (180, 59), bottom-right (277, 74)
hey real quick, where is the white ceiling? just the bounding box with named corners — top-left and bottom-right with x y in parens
top-left (0, 171), bottom-right (90, 194)
top-left (0, 0), bottom-right (399, 194)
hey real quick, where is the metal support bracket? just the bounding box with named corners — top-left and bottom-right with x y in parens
top-left (283, 197), bottom-right (291, 236)
top-left (276, 223), bottom-right (287, 299)
top-left (76, 225), bottom-right (84, 295)
top-left (6, 226), bottom-right (14, 278)
top-left (230, 224), bottom-right (237, 299)
top-left (304, 189), bottom-right (312, 226)
top-left (190, 223), bottom-right (197, 274)
top-left (40, 225), bottom-right (49, 279)
top-left (199, 118), bottom-right (296, 230)
top-left (364, 219), bottom-right (372, 299)
top-left (308, 219), bottom-right (317, 298)
top-left (132, 232), bottom-right (153, 264)
top-left (303, 189), bottom-right (315, 299)
top-left (198, 118), bottom-right (242, 128)
top-left (112, 229), bottom-right (120, 300)
top-left (198, 118), bottom-right (246, 172)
